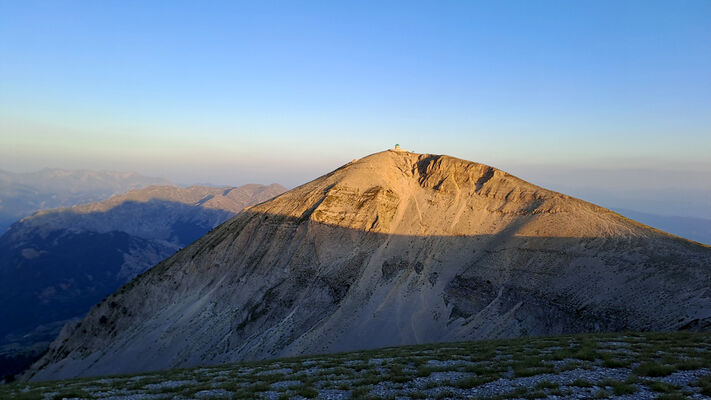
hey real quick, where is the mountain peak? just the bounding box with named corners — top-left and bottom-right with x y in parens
top-left (244, 151), bottom-right (638, 239)
top-left (24, 152), bottom-right (710, 381)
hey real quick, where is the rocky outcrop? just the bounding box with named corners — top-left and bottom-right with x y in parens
top-left (25, 151), bottom-right (711, 381)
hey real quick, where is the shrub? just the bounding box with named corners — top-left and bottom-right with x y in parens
top-left (534, 380), bottom-right (558, 389)
top-left (293, 385), bottom-right (318, 398)
top-left (634, 362), bottom-right (677, 377)
top-left (696, 374), bottom-right (711, 396)
top-left (571, 378), bottom-right (593, 387)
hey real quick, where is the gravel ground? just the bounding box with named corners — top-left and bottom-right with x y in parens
top-left (3, 331), bottom-right (710, 400)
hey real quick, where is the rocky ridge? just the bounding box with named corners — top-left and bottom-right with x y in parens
top-left (0, 168), bottom-right (172, 234)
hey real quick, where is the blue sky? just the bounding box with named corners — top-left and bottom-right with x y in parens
top-left (1, 1), bottom-right (710, 215)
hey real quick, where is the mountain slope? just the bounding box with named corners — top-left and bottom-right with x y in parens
top-left (0, 183), bottom-right (285, 380)
top-left (25, 151), bottom-right (711, 381)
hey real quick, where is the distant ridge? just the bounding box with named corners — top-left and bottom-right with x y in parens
top-left (25, 151), bottom-right (711, 381)
top-left (0, 168), bottom-right (172, 233)
top-left (613, 208), bottom-right (711, 246)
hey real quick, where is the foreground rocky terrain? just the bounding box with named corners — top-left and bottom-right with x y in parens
top-left (25, 150), bottom-right (711, 381)
top-left (0, 184), bottom-right (285, 380)
top-left (5, 332), bottom-right (711, 399)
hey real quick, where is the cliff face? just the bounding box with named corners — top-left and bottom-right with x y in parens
top-left (25, 151), bottom-right (711, 381)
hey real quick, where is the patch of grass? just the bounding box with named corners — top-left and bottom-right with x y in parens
top-left (534, 380), bottom-right (558, 390)
top-left (502, 386), bottom-right (528, 399)
top-left (358, 369), bottom-right (383, 385)
top-left (293, 384), bottom-right (319, 398)
top-left (247, 381), bottom-right (271, 392)
top-left (5, 392), bottom-right (44, 400)
top-left (453, 375), bottom-right (496, 389)
top-left (409, 390), bottom-right (428, 399)
top-left (328, 368), bottom-right (356, 379)
top-left (350, 385), bottom-right (372, 399)
top-left (388, 374), bottom-right (411, 384)
top-left (655, 394), bottom-right (688, 400)
top-left (461, 362), bottom-right (507, 375)
top-left (512, 356), bottom-right (544, 368)
top-left (599, 379), bottom-right (637, 395)
top-left (573, 346), bottom-right (597, 361)
top-left (646, 380), bottom-right (679, 393)
top-left (470, 348), bottom-right (496, 362)
top-left (547, 348), bottom-right (571, 361)
top-left (557, 360), bottom-right (581, 371)
top-left (634, 362), bottom-right (677, 377)
top-left (625, 375), bottom-right (641, 384)
top-left (571, 378), bottom-right (594, 387)
top-left (350, 361), bottom-right (371, 372)
top-left (415, 365), bottom-right (445, 377)
top-left (696, 374), bottom-right (711, 396)
top-left (181, 382), bottom-right (219, 396)
top-left (435, 389), bottom-right (457, 399)
top-left (512, 365), bottom-right (555, 378)
top-left (600, 354), bottom-right (632, 368)
top-left (525, 391), bottom-right (547, 399)
top-left (674, 358), bottom-right (705, 371)
top-left (256, 373), bottom-right (286, 384)
top-left (424, 379), bottom-right (452, 389)
top-left (51, 389), bottom-right (90, 400)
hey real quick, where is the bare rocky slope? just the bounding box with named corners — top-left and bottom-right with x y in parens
top-left (0, 183), bottom-right (285, 380)
top-left (25, 151), bottom-right (711, 381)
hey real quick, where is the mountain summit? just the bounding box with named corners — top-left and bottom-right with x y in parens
top-left (26, 151), bottom-right (711, 380)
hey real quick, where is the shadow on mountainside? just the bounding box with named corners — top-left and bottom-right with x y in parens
top-left (0, 199), bottom-right (241, 381)
top-left (25, 208), bottom-right (711, 381)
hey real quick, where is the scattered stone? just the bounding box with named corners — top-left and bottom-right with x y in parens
top-left (270, 380), bottom-right (301, 390)
top-left (5, 332), bottom-right (710, 400)
top-left (143, 379), bottom-right (196, 390)
top-left (256, 367), bottom-right (292, 376)
top-left (194, 388), bottom-right (232, 398)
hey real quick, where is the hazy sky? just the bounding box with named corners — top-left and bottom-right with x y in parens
top-left (1, 1), bottom-right (710, 216)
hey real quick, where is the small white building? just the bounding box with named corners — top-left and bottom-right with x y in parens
top-left (393, 144), bottom-right (406, 152)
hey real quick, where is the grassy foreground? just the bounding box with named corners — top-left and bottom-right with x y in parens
top-left (2, 331), bottom-right (710, 400)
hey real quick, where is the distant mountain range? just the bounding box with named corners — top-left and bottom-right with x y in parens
top-left (0, 183), bottom-right (286, 381)
top-left (0, 168), bottom-right (172, 234)
top-left (25, 151), bottom-right (710, 381)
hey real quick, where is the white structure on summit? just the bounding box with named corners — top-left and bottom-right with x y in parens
top-left (393, 144), bottom-right (406, 152)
